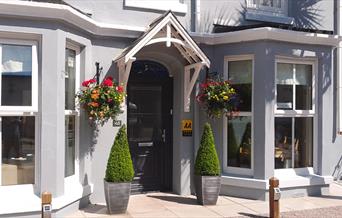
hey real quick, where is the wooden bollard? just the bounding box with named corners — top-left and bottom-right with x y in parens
top-left (269, 177), bottom-right (280, 218)
top-left (41, 192), bottom-right (52, 218)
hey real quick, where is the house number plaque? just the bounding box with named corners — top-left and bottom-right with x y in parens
top-left (113, 120), bottom-right (122, 127)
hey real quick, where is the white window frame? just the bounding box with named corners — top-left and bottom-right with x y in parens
top-left (247, 0), bottom-right (288, 16)
top-left (223, 55), bottom-right (254, 176)
top-left (274, 57), bottom-right (317, 173)
top-left (64, 41), bottom-right (80, 184)
top-left (0, 39), bottom-right (39, 189)
top-left (125, 0), bottom-right (187, 14)
top-left (0, 39), bottom-right (38, 113)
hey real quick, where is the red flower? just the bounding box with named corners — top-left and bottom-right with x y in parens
top-left (106, 76), bottom-right (113, 81)
top-left (89, 79), bottom-right (96, 84)
top-left (103, 78), bottom-right (113, 87)
top-left (82, 80), bottom-right (90, 87)
top-left (117, 86), bottom-right (123, 93)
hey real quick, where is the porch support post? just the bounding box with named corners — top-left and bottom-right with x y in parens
top-left (118, 57), bottom-right (135, 93)
top-left (184, 62), bottom-right (204, 112)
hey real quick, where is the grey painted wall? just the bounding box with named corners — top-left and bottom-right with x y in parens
top-left (64, 0), bottom-right (191, 29)
top-left (197, 40), bottom-right (341, 180)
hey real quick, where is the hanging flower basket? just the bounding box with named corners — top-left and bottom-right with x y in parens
top-left (196, 79), bottom-right (238, 119)
top-left (76, 77), bottom-right (125, 126)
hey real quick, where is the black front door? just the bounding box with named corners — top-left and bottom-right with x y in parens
top-left (127, 60), bottom-right (173, 193)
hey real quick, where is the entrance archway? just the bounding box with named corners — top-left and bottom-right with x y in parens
top-left (127, 60), bottom-right (173, 193)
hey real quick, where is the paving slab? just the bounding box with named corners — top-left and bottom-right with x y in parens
top-left (65, 182), bottom-right (342, 218)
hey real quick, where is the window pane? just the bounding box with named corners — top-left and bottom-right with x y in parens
top-left (228, 60), bottom-right (252, 112)
top-left (65, 48), bottom-right (76, 110)
top-left (227, 116), bottom-right (251, 168)
top-left (65, 115), bottom-right (75, 177)
top-left (1, 116), bottom-right (35, 185)
top-left (275, 117), bottom-right (292, 169)
top-left (1, 44), bottom-right (32, 106)
top-left (277, 63), bottom-right (293, 110)
top-left (295, 64), bottom-right (312, 110)
top-left (294, 117), bottom-right (313, 168)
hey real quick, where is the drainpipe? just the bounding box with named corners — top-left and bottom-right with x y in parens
top-left (338, 0), bottom-right (342, 134)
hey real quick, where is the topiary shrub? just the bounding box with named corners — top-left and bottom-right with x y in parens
top-left (194, 123), bottom-right (220, 176)
top-left (105, 125), bottom-right (134, 183)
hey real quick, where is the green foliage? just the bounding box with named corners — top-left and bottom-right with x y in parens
top-left (105, 125), bottom-right (134, 182)
top-left (194, 123), bottom-right (220, 176)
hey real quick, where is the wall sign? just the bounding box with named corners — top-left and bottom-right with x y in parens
top-left (182, 119), bottom-right (192, 137)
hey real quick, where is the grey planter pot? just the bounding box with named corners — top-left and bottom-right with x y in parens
top-left (194, 175), bottom-right (221, 205)
top-left (104, 180), bottom-right (131, 214)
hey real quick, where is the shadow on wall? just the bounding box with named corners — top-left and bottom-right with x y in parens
top-left (333, 155), bottom-right (342, 181)
top-left (198, 3), bottom-right (245, 33)
top-left (289, 0), bottom-right (323, 29)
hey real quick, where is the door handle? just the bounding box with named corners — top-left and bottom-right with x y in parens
top-left (162, 129), bottom-right (166, 142)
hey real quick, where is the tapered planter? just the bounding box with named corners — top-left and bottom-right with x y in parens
top-left (104, 180), bottom-right (131, 214)
top-left (194, 175), bottom-right (221, 205)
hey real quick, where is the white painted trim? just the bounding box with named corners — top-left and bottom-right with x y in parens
top-left (184, 62), bottom-right (204, 112)
top-left (223, 55), bottom-right (254, 176)
top-left (0, 0), bottom-right (145, 38)
top-left (191, 27), bottom-right (341, 46)
top-left (125, 0), bottom-right (187, 14)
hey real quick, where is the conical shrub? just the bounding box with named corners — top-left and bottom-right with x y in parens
top-left (194, 123), bottom-right (220, 176)
top-left (105, 125), bottom-right (134, 182)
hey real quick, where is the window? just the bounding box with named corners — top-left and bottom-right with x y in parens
top-left (246, 0), bottom-right (293, 25)
top-left (0, 40), bottom-right (38, 186)
top-left (247, 0), bottom-right (287, 15)
top-left (124, 0), bottom-right (187, 14)
top-left (275, 61), bottom-right (315, 169)
top-left (223, 56), bottom-right (253, 175)
top-left (64, 43), bottom-right (80, 178)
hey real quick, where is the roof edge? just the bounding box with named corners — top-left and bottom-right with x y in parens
top-left (0, 0), bottom-right (146, 38)
top-left (191, 27), bottom-right (341, 47)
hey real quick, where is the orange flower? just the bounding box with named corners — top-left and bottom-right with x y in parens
top-left (91, 93), bottom-right (99, 100)
top-left (89, 102), bottom-right (99, 107)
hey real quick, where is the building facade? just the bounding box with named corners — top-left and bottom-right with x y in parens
top-left (0, 0), bottom-right (341, 217)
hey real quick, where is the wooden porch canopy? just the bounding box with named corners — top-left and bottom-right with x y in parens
top-left (114, 11), bottom-right (210, 112)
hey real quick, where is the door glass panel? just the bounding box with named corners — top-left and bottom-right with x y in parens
top-left (275, 117), bottom-right (292, 169)
top-left (65, 115), bottom-right (75, 177)
top-left (294, 117), bottom-right (313, 168)
top-left (128, 86), bottom-right (162, 142)
top-left (1, 44), bottom-right (32, 106)
top-left (1, 116), bottom-right (35, 185)
top-left (228, 60), bottom-right (252, 112)
top-left (295, 64), bottom-right (312, 110)
top-left (277, 63), bottom-right (293, 110)
top-left (65, 48), bottom-right (76, 110)
top-left (227, 116), bottom-right (252, 168)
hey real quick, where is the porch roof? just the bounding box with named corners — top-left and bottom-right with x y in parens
top-left (114, 10), bottom-right (210, 67)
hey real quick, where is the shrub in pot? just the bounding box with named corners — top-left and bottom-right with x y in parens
top-left (194, 123), bottom-right (221, 205)
top-left (104, 125), bottom-right (134, 214)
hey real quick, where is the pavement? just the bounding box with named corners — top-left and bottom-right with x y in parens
top-left (66, 182), bottom-right (342, 218)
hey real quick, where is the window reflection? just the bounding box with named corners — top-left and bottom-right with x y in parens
top-left (65, 115), bottom-right (75, 177)
top-left (1, 44), bottom-right (32, 106)
top-left (227, 117), bottom-right (251, 168)
top-left (275, 117), bottom-right (292, 169)
top-left (294, 117), bottom-right (313, 168)
top-left (1, 116), bottom-right (35, 185)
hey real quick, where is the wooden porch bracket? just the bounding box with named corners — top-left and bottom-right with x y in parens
top-left (118, 57), bottom-right (136, 92)
top-left (184, 62), bottom-right (205, 112)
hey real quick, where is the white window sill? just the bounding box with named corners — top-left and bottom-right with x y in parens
top-left (246, 8), bottom-right (294, 25)
top-left (125, 0), bottom-right (187, 14)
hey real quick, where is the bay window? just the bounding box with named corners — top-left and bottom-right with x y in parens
top-left (224, 56), bottom-right (253, 175)
top-left (64, 43), bottom-right (80, 179)
top-left (0, 40), bottom-right (38, 186)
top-left (275, 60), bottom-right (314, 169)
